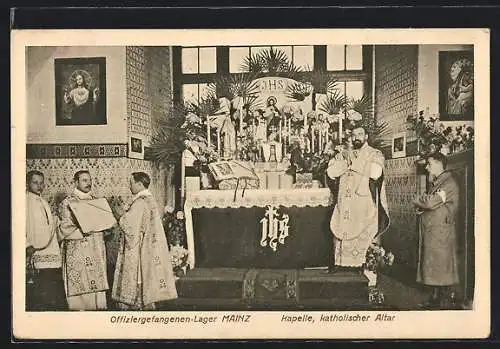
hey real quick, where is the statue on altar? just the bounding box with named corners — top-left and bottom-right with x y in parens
top-left (326, 122), bottom-right (390, 272)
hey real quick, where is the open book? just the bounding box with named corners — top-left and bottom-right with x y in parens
top-left (208, 160), bottom-right (259, 182)
top-left (68, 198), bottom-right (117, 234)
top-left (208, 160), bottom-right (260, 199)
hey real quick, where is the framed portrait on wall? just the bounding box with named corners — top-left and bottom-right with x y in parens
top-left (129, 135), bottom-right (145, 160)
top-left (439, 50), bottom-right (474, 121)
top-left (392, 132), bottom-right (406, 159)
top-left (55, 57), bottom-right (107, 126)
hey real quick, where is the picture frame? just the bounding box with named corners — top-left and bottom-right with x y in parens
top-left (54, 57), bottom-right (107, 126)
top-left (128, 135), bottom-right (145, 160)
top-left (439, 50), bottom-right (474, 121)
top-left (391, 132), bottom-right (406, 158)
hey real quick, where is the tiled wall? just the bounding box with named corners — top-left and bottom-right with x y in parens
top-left (126, 46), bottom-right (172, 144)
top-left (375, 45), bottom-right (419, 142)
top-left (375, 45), bottom-right (422, 269)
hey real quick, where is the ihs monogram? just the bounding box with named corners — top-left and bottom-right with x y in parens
top-left (259, 205), bottom-right (290, 252)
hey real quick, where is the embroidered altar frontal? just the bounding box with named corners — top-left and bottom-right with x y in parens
top-left (191, 205), bottom-right (334, 269)
top-left (184, 188), bottom-right (335, 269)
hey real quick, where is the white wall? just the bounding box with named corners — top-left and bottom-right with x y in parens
top-left (26, 46), bottom-right (128, 143)
top-left (418, 44), bottom-right (474, 129)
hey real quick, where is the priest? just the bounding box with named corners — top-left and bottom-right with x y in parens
top-left (111, 172), bottom-right (178, 310)
top-left (58, 170), bottom-right (109, 310)
top-left (326, 123), bottom-right (390, 272)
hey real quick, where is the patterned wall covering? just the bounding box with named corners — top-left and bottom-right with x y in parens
top-left (375, 46), bottom-right (422, 270)
top-left (26, 157), bottom-right (167, 216)
top-left (375, 45), bottom-right (419, 140)
top-left (382, 156), bottom-right (424, 268)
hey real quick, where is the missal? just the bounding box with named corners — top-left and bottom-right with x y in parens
top-left (68, 198), bottom-right (117, 234)
top-left (208, 160), bottom-right (260, 190)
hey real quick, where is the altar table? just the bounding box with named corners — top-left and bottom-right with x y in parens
top-left (184, 188), bottom-right (335, 269)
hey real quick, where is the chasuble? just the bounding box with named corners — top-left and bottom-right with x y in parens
top-left (327, 143), bottom-right (390, 267)
top-left (112, 190), bottom-right (178, 309)
top-left (58, 188), bottom-right (108, 310)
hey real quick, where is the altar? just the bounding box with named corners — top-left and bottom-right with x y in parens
top-left (184, 188), bottom-right (335, 269)
top-left (179, 74), bottom-right (356, 271)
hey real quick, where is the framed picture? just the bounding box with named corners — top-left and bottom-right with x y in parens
top-left (129, 135), bottom-right (145, 160)
top-left (392, 132), bottom-right (406, 158)
top-left (439, 50), bottom-right (474, 121)
top-left (55, 57), bottom-right (107, 126)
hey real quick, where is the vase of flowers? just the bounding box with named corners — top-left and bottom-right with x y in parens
top-left (362, 242), bottom-right (395, 305)
top-left (407, 110), bottom-right (474, 157)
top-left (170, 244), bottom-right (189, 278)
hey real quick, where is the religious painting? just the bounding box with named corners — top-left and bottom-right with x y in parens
top-left (55, 57), bottom-right (107, 125)
top-left (439, 50), bottom-right (474, 121)
top-left (391, 132), bottom-right (406, 158)
top-left (128, 135), bottom-right (144, 159)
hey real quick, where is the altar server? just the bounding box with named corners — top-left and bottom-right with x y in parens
top-left (112, 172), bottom-right (178, 310)
top-left (26, 170), bottom-right (67, 311)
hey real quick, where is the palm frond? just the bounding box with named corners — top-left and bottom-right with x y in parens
top-left (212, 73), bottom-right (261, 109)
top-left (285, 81), bottom-right (312, 101)
top-left (258, 47), bottom-right (289, 74)
top-left (240, 53), bottom-right (264, 74)
top-left (317, 90), bottom-right (347, 115)
top-left (348, 95), bottom-right (373, 119)
top-left (303, 69), bottom-right (339, 95)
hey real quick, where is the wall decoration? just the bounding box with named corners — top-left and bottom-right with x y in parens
top-left (439, 50), bottom-right (474, 121)
top-left (129, 135), bottom-right (145, 160)
top-left (55, 57), bottom-right (107, 126)
top-left (391, 132), bottom-right (406, 159)
top-left (26, 144), bottom-right (127, 159)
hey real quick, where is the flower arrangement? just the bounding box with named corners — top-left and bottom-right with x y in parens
top-left (407, 110), bottom-right (474, 156)
top-left (362, 242), bottom-right (395, 305)
top-left (363, 242), bottom-right (395, 273)
top-left (163, 207), bottom-right (187, 247)
top-left (163, 207), bottom-right (190, 277)
top-left (170, 245), bottom-right (189, 278)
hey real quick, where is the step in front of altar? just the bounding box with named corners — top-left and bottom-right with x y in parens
top-left (175, 268), bottom-right (369, 303)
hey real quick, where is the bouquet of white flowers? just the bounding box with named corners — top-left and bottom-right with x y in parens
top-left (170, 244), bottom-right (189, 278)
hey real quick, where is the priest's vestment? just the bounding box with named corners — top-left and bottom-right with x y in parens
top-left (327, 143), bottom-right (390, 267)
top-left (112, 190), bottom-right (178, 309)
top-left (58, 189), bottom-right (108, 310)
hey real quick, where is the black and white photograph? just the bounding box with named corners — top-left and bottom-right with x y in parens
top-left (392, 132), bottom-right (406, 158)
top-left (12, 28), bottom-right (489, 340)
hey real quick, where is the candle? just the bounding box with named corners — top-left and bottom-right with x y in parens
top-left (279, 119), bottom-right (282, 143)
top-left (338, 115), bottom-right (343, 146)
top-left (311, 129), bottom-right (315, 154)
top-left (304, 112), bottom-right (307, 127)
top-left (239, 108), bottom-right (243, 134)
top-left (287, 119), bottom-right (291, 145)
top-left (207, 118), bottom-right (211, 145)
top-left (217, 131), bottom-right (221, 155)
